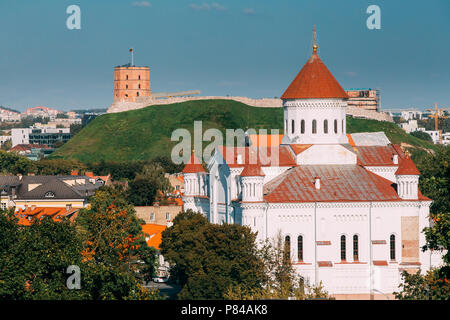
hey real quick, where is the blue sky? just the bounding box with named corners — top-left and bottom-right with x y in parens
top-left (0, 0), bottom-right (449, 111)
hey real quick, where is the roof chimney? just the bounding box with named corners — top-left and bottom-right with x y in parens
top-left (237, 154), bottom-right (243, 164)
top-left (393, 154), bottom-right (398, 165)
top-left (314, 177), bottom-right (321, 190)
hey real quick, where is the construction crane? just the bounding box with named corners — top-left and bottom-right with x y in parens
top-left (426, 103), bottom-right (450, 144)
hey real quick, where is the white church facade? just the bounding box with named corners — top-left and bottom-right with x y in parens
top-left (182, 42), bottom-right (443, 299)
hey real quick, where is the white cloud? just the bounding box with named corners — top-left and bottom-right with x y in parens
top-left (132, 1), bottom-right (151, 7)
top-left (344, 71), bottom-right (357, 77)
top-left (189, 2), bottom-right (225, 11)
top-left (243, 8), bottom-right (255, 15)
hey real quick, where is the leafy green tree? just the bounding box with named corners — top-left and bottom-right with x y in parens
top-left (394, 268), bottom-right (450, 300)
top-left (36, 159), bottom-right (85, 175)
top-left (417, 146), bottom-right (449, 215)
top-left (76, 185), bottom-right (157, 283)
top-left (226, 232), bottom-right (331, 300)
top-left (0, 150), bottom-right (36, 175)
top-left (161, 210), bottom-right (266, 299)
top-left (1, 139), bottom-right (12, 151)
top-left (127, 163), bottom-right (173, 206)
top-left (0, 209), bottom-right (89, 299)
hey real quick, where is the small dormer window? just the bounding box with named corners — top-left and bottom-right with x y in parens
top-left (45, 191), bottom-right (55, 198)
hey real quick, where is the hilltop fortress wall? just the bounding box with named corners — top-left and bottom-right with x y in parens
top-left (107, 96), bottom-right (393, 122)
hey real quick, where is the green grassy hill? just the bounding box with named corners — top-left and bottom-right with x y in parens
top-left (51, 99), bottom-right (435, 163)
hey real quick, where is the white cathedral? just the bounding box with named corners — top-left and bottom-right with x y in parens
top-left (182, 41), bottom-right (443, 299)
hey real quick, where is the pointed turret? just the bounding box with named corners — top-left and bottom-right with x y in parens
top-left (395, 154), bottom-right (420, 200)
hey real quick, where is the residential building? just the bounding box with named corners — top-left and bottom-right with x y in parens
top-left (134, 204), bottom-right (182, 225)
top-left (9, 144), bottom-right (54, 160)
top-left (182, 40), bottom-right (443, 299)
top-left (0, 108), bottom-right (21, 122)
top-left (399, 120), bottom-right (418, 133)
top-left (0, 175), bottom-right (104, 210)
top-left (23, 106), bottom-right (61, 120)
top-left (11, 127), bottom-right (71, 147)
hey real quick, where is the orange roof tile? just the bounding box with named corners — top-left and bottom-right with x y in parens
top-left (281, 53), bottom-right (349, 100)
top-left (263, 165), bottom-right (419, 203)
top-left (395, 155), bottom-right (420, 175)
top-left (248, 134), bottom-right (284, 147)
top-left (141, 224), bottom-right (166, 250)
top-left (182, 152), bottom-right (206, 173)
top-left (353, 145), bottom-right (401, 166)
top-left (241, 164), bottom-right (265, 177)
top-left (217, 145), bottom-right (297, 168)
top-left (289, 144), bottom-right (313, 155)
top-left (14, 207), bottom-right (79, 226)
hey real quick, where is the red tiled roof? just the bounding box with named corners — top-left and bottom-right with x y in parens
top-left (281, 53), bottom-right (349, 100)
top-left (217, 145), bottom-right (297, 168)
top-left (142, 224), bottom-right (166, 250)
top-left (395, 155), bottom-right (420, 175)
top-left (263, 164), bottom-right (426, 203)
top-left (289, 144), bottom-right (313, 155)
top-left (248, 134), bottom-right (284, 147)
top-left (14, 207), bottom-right (79, 226)
top-left (352, 145), bottom-right (402, 166)
top-left (241, 164), bottom-right (265, 177)
top-left (9, 144), bottom-right (50, 152)
top-left (182, 152), bottom-right (206, 173)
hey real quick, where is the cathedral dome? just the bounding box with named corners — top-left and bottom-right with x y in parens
top-left (281, 52), bottom-right (349, 100)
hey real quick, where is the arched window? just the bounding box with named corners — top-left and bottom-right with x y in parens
top-left (291, 120), bottom-right (295, 134)
top-left (301, 120), bottom-right (305, 134)
top-left (353, 235), bottom-right (359, 261)
top-left (285, 235), bottom-right (291, 260)
top-left (297, 235), bottom-right (303, 261)
top-left (323, 119), bottom-right (328, 134)
top-left (334, 119), bottom-right (338, 134)
top-left (390, 234), bottom-right (396, 261)
top-left (340, 235), bottom-right (346, 261)
top-left (312, 120), bottom-right (317, 134)
top-left (138, 84), bottom-right (141, 89)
